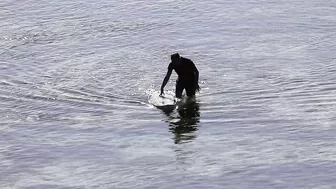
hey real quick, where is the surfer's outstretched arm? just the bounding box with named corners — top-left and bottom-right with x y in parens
top-left (160, 69), bottom-right (172, 96)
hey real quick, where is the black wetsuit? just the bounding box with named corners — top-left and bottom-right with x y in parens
top-left (168, 57), bottom-right (199, 98)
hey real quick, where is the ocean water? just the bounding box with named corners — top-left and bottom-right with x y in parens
top-left (1, 0), bottom-right (336, 188)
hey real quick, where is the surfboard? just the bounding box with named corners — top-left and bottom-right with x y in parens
top-left (147, 90), bottom-right (198, 115)
top-left (148, 91), bottom-right (177, 107)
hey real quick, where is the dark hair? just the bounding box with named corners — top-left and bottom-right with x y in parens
top-left (171, 53), bottom-right (180, 60)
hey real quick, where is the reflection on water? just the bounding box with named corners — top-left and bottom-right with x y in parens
top-left (160, 99), bottom-right (200, 144)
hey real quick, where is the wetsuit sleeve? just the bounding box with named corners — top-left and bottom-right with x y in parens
top-left (187, 59), bottom-right (198, 72)
top-left (168, 63), bottom-right (173, 71)
top-left (188, 59), bottom-right (200, 90)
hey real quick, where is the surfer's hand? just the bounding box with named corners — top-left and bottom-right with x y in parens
top-left (195, 83), bottom-right (201, 92)
top-left (160, 89), bottom-right (164, 97)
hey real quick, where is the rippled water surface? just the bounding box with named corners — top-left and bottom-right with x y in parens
top-left (1, 0), bottom-right (336, 188)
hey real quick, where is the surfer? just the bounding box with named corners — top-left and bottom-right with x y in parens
top-left (160, 53), bottom-right (200, 98)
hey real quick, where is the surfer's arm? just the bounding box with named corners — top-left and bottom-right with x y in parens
top-left (160, 68), bottom-right (172, 95)
top-left (194, 67), bottom-right (199, 83)
top-left (188, 60), bottom-right (198, 82)
top-left (192, 63), bottom-right (200, 91)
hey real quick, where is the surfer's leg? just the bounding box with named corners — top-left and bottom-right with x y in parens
top-left (175, 80), bottom-right (184, 99)
top-left (186, 86), bottom-right (196, 97)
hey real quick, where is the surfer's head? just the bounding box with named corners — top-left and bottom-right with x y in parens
top-left (171, 53), bottom-right (180, 63)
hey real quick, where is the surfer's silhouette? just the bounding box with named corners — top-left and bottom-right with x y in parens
top-left (160, 53), bottom-right (200, 98)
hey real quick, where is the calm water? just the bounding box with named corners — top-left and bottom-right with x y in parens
top-left (1, 0), bottom-right (336, 188)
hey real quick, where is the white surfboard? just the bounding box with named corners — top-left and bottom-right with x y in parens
top-left (148, 91), bottom-right (177, 107)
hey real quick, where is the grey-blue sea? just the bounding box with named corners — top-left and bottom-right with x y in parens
top-left (1, 0), bottom-right (336, 188)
